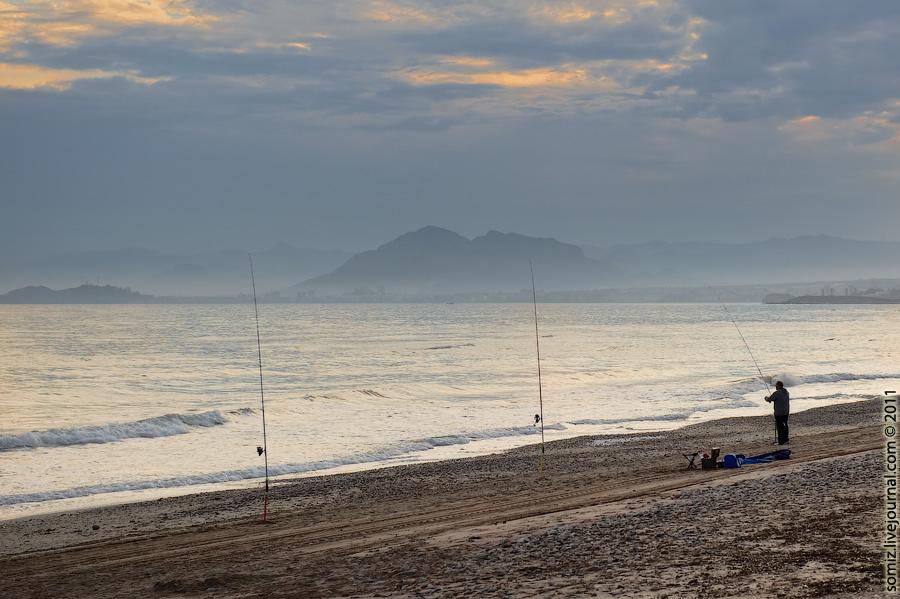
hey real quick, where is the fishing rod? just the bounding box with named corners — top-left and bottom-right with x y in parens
top-left (722, 304), bottom-right (771, 394)
top-left (248, 254), bottom-right (270, 521)
top-left (529, 260), bottom-right (546, 474)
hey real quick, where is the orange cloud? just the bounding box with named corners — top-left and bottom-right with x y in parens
top-left (530, 3), bottom-right (595, 24)
top-left (789, 115), bottom-right (821, 126)
top-left (77, 0), bottom-right (214, 27)
top-left (779, 113), bottom-right (900, 149)
top-left (402, 65), bottom-right (593, 89)
top-left (439, 55), bottom-right (496, 68)
top-left (254, 41), bottom-right (311, 51)
top-left (0, 2), bottom-right (27, 51)
top-left (3, 0), bottom-right (217, 48)
top-left (778, 115), bottom-right (825, 140)
top-left (599, 7), bottom-right (631, 25)
top-left (366, 1), bottom-right (443, 25)
top-left (624, 59), bottom-right (683, 73)
top-left (0, 61), bottom-right (162, 89)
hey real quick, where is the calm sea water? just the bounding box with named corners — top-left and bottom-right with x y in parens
top-left (1, 303), bottom-right (897, 518)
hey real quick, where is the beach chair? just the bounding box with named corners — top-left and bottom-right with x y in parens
top-left (682, 452), bottom-right (699, 470)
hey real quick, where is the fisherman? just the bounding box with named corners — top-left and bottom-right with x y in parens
top-left (765, 381), bottom-right (790, 445)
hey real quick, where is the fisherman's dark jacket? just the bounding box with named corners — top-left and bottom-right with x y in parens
top-left (769, 388), bottom-right (790, 416)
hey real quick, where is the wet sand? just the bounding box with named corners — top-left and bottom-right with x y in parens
top-left (0, 399), bottom-right (885, 598)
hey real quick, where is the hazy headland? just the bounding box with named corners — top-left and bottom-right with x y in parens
top-left (2, 227), bottom-right (899, 303)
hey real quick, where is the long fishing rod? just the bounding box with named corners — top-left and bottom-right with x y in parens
top-left (248, 254), bottom-right (270, 521)
top-left (529, 260), bottom-right (546, 474)
top-left (722, 304), bottom-right (771, 394)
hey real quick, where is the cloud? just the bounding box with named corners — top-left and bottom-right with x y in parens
top-left (1, 0), bottom-right (705, 126)
top-left (401, 65), bottom-right (593, 89)
top-left (665, 1), bottom-right (900, 123)
top-left (364, 0), bottom-right (448, 25)
top-left (780, 111), bottom-right (900, 149)
top-left (3, 1), bottom-right (897, 131)
top-left (439, 55), bottom-right (495, 68)
top-left (2, 1), bottom-right (216, 49)
top-left (3, 0), bottom-right (900, 258)
top-left (0, 3), bottom-right (27, 52)
top-left (528, 3), bottom-right (596, 24)
top-left (0, 61), bottom-right (161, 89)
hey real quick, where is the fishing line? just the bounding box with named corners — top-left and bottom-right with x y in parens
top-left (249, 254), bottom-right (270, 521)
top-left (716, 291), bottom-right (778, 444)
top-left (722, 304), bottom-right (771, 394)
top-left (529, 260), bottom-right (546, 474)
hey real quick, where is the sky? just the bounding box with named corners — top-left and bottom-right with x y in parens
top-left (2, 0), bottom-right (899, 258)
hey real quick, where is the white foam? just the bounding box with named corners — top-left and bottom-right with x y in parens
top-left (2, 372), bottom-right (889, 505)
top-left (569, 399), bottom-right (757, 427)
top-left (0, 422), bottom-right (571, 506)
top-left (0, 410), bottom-right (229, 451)
top-left (723, 372), bottom-right (900, 397)
top-left (792, 372), bottom-right (900, 385)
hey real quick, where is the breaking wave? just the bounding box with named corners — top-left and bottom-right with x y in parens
top-left (0, 422), bottom-right (571, 506)
top-left (0, 410), bottom-right (230, 451)
top-left (723, 372), bottom-right (900, 398)
top-left (3, 370), bottom-right (892, 505)
top-left (570, 399), bottom-right (758, 427)
top-left (787, 372), bottom-right (900, 385)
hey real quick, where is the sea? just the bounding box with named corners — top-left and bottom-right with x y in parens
top-left (1, 303), bottom-right (897, 519)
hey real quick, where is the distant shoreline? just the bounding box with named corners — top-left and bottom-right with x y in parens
top-left (769, 295), bottom-right (900, 305)
top-left (4, 298), bottom-right (900, 305)
top-left (4, 283), bottom-right (900, 304)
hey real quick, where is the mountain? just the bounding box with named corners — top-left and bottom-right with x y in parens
top-left (583, 235), bottom-right (900, 286)
top-left (293, 226), bottom-right (623, 295)
top-left (0, 284), bottom-right (154, 304)
top-left (0, 243), bottom-right (351, 296)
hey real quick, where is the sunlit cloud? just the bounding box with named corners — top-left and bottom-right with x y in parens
top-left (529, 3), bottom-right (595, 24)
top-left (788, 115), bottom-right (821, 127)
top-left (1, 0), bottom-right (705, 123)
top-left (402, 65), bottom-right (594, 89)
top-left (0, 2), bottom-right (27, 51)
top-left (4, 0), bottom-right (217, 48)
top-left (255, 41), bottom-right (311, 51)
top-left (625, 59), bottom-right (681, 73)
top-left (194, 40), bottom-right (313, 56)
top-left (4, 0), bottom-right (900, 253)
top-left (525, 0), bottom-right (674, 27)
top-left (599, 7), bottom-right (631, 25)
top-left (365, 0), bottom-right (445, 25)
top-left (0, 0), bottom-right (891, 137)
top-left (0, 61), bottom-right (162, 89)
top-left (439, 55), bottom-right (495, 68)
top-left (780, 112), bottom-right (900, 150)
top-left (30, 22), bottom-right (95, 47)
top-left (76, 0), bottom-right (213, 27)
top-left (778, 114), bottom-right (825, 141)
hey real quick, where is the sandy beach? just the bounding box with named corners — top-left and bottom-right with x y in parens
top-left (0, 399), bottom-right (885, 598)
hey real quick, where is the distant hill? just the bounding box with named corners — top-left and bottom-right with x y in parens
top-left (584, 235), bottom-right (900, 285)
top-left (7, 233), bottom-right (899, 299)
top-left (0, 284), bottom-right (155, 304)
top-left (0, 243), bottom-right (351, 296)
top-left (292, 226), bottom-right (624, 295)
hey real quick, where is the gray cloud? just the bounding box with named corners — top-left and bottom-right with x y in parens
top-left (665, 1), bottom-right (900, 120)
top-left (1, 1), bottom-right (899, 260)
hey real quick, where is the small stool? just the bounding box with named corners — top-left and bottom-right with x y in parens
top-left (682, 452), bottom-right (699, 470)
